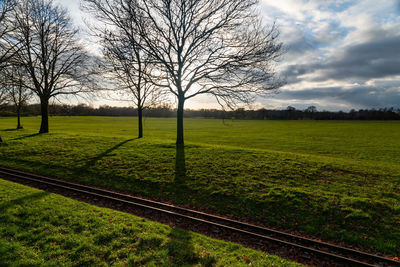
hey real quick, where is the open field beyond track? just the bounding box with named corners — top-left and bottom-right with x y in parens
top-left (0, 117), bottom-right (399, 255)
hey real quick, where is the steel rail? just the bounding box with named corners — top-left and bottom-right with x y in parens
top-left (0, 166), bottom-right (398, 267)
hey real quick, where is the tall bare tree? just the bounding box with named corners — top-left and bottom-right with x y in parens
top-left (11, 0), bottom-right (92, 133)
top-left (0, 64), bottom-right (33, 129)
top-left (83, 0), bottom-right (283, 145)
top-left (0, 0), bottom-right (15, 142)
top-left (102, 42), bottom-right (164, 138)
top-left (0, 0), bottom-right (16, 70)
top-left (85, 4), bottom-right (165, 138)
top-left (0, 68), bottom-right (7, 142)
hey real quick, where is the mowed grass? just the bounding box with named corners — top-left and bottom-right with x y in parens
top-left (0, 179), bottom-right (300, 266)
top-left (0, 116), bottom-right (399, 255)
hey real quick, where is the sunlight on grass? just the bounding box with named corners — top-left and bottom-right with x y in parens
top-left (0, 179), bottom-right (301, 266)
top-left (0, 117), bottom-right (399, 254)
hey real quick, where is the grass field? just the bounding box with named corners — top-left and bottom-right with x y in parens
top-left (0, 116), bottom-right (399, 255)
top-left (0, 179), bottom-right (300, 266)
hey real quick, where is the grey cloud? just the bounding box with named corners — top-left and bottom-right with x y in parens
top-left (277, 85), bottom-right (400, 108)
top-left (281, 64), bottom-right (309, 84)
top-left (282, 24), bottom-right (343, 58)
top-left (283, 32), bottom-right (400, 83)
top-left (286, 36), bottom-right (315, 56)
top-left (260, 0), bottom-right (400, 110)
top-left (320, 35), bottom-right (400, 80)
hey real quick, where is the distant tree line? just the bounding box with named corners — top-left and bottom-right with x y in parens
top-left (1, 103), bottom-right (399, 120)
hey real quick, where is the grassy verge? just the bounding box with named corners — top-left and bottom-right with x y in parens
top-left (0, 117), bottom-right (399, 254)
top-left (0, 179), bottom-right (300, 266)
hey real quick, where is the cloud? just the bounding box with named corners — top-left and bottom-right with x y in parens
top-left (51, 0), bottom-right (400, 110)
top-left (283, 25), bottom-right (400, 82)
top-left (258, 0), bottom-right (400, 110)
top-left (279, 85), bottom-right (400, 107)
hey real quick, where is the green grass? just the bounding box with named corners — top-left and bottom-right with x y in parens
top-left (0, 179), bottom-right (300, 266)
top-left (0, 116), bottom-right (399, 255)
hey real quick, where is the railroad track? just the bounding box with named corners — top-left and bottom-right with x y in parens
top-left (0, 166), bottom-right (398, 267)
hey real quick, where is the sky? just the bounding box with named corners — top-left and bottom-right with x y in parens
top-left (54, 0), bottom-right (400, 111)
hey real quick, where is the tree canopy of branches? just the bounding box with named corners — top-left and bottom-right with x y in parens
top-left (10, 0), bottom-right (93, 133)
top-left (0, 0), bottom-right (16, 142)
top-left (0, 0), bottom-right (16, 71)
top-left (0, 64), bottom-right (33, 129)
top-left (84, 2), bottom-right (165, 139)
top-left (83, 0), bottom-right (283, 145)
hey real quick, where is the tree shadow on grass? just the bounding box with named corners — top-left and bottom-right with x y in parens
top-left (174, 144), bottom-right (186, 188)
top-left (166, 145), bottom-right (217, 266)
top-left (0, 191), bottom-right (49, 212)
top-left (11, 133), bottom-right (42, 141)
top-left (166, 227), bottom-right (216, 266)
top-left (83, 138), bottom-right (138, 169)
top-left (1, 129), bottom-right (19, 132)
top-left (172, 144), bottom-right (195, 207)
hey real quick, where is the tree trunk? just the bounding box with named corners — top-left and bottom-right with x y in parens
top-left (39, 97), bottom-right (49, 133)
top-left (138, 107), bottom-right (143, 138)
top-left (17, 106), bottom-right (22, 129)
top-left (17, 79), bottom-right (23, 129)
top-left (176, 96), bottom-right (185, 145)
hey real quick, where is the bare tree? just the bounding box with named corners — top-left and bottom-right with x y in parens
top-left (86, 4), bottom-right (165, 138)
top-left (0, 0), bottom-right (16, 70)
top-left (0, 64), bottom-right (33, 129)
top-left (83, 0), bottom-right (283, 145)
top-left (102, 42), bottom-right (165, 138)
top-left (10, 0), bottom-right (92, 133)
top-left (0, 68), bottom-right (8, 142)
top-left (0, 0), bottom-right (16, 143)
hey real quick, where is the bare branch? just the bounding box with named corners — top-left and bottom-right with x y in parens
top-left (8, 0), bottom-right (95, 133)
top-left (82, 0), bottom-right (284, 144)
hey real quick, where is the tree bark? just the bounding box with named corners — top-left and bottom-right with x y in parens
top-left (39, 97), bottom-right (49, 133)
top-left (176, 96), bottom-right (185, 145)
top-left (138, 107), bottom-right (143, 138)
top-left (17, 107), bottom-right (21, 129)
top-left (17, 79), bottom-right (23, 129)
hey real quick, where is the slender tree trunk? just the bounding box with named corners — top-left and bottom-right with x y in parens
top-left (17, 79), bottom-right (22, 129)
top-left (39, 97), bottom-right (49, 133)
top-left (138, 107), bottom-right (143, 138)
top-left (176, 96), bottom-right (185, 145)
top-left (17, 106), bottom-right (22, 129)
